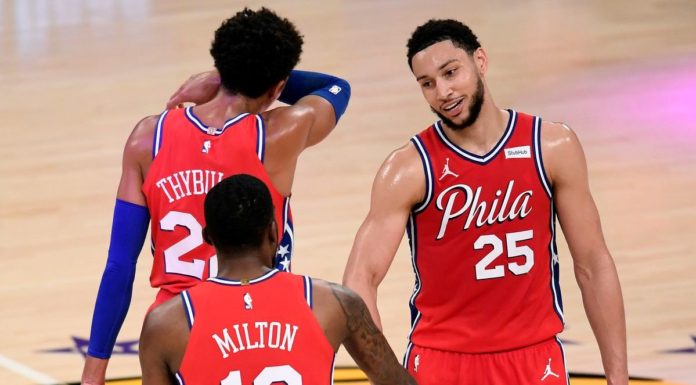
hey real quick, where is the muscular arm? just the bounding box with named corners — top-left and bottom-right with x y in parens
top-left (81, 117), bottom-right (156, 385)
top-left (140, 297), bottom-right (189, 385)
top-left (328, 283), bottom-right (417, 385)
top-left (543, 122), bottom-right (628, 385)
top-left (342, 145), bottom-right (424, 328)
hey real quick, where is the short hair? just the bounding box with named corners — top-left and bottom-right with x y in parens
top-left (210, 7), bottom-right (303, 98)
top-left (406, 19), bottom-right (481, 68)
top-left (204, 174), bottom-right (274, 253)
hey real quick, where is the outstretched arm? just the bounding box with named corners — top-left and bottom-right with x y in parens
top-left (543, 122), bottom-right (628, 385)
top-left (342, 144), bottom-right (424, 329)
top-left (81, 117), bottom-right (155, 385)
top-left (328, 283), bottom-right (417, 385)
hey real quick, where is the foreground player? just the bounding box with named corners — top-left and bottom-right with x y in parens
top-left (342, 19), bottom-right (628, 385)
top-left (139, 174), bottom-right (416, 385)
top-left (82, 8), bottom-right (350, 384)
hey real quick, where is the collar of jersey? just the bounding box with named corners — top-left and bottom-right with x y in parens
top-left (433, 109), bottom-right (517, 165)
top-left (208, 269), bottom-right (280, 286)
top-left (185, 106), bottom-right (250, 136)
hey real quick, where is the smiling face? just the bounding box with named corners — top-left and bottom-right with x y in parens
top-left (411, 40), bottom-right (486, 130)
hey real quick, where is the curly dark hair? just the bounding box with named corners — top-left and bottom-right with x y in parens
top-left (204, 174), bottom-right (274, 253)
top-left (210, 7), bottom-right (303, 98)
top-left (406, 19), bottom-right (481, 69)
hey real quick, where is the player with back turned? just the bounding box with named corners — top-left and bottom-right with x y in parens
top-left (139, 174), bottom-right (416, 385)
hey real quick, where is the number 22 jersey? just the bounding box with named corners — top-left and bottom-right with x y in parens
top-left (142, 107), bottom-right (294, 307)
top-left (406, 110), bottom-right (564, 354)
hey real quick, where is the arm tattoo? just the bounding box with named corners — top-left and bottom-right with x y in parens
top-left (329, 283), bottom-right (416, 385)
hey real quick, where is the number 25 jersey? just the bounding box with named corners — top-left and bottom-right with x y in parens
top-left (407, 110), bottom-right (564, 353)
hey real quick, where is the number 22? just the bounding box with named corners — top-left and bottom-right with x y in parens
top-left (160, 210), bottom-right (217, 279)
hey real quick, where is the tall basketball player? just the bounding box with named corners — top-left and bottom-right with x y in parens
top-left (82, 8), bottom-right (351, 385)
top-left (139, 174), bottom-right (416, 385)
top-left (342, 19), bottom-right (628, 385)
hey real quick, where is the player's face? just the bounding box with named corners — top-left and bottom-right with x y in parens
top-left (411, 40), bottom-right (485, 130)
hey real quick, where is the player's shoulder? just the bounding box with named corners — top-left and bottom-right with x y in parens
top-left (124, 114), bottom-right (159, 157)
top-left (539, 120), bottom-right (579, 147)
top-left (311, 278), bottom-right (367, 316)
top-left (143, 292), bottom-right (188, 337)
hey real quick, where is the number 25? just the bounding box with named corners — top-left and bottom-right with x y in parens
top-left (474, 230), bottom-right (534, 280)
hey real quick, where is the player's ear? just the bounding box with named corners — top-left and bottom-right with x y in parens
top-left (473, 47), bottom-right (488, 76)
top-left (268, 219), bottom-right (278, 250)
top-left (269, 79), bottom-right (287, 101)
top-left (202, 227), bottom-right (213, 246)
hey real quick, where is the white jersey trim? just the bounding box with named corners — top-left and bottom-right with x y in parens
top-left (184, 106), bottom-right (249, 136)
top-left (410, 136), bottom-right (434, 213)
top-left (303, 275), bottom-right (313, 309)
top-left (153, 110), bottom-right (168, 158)
top-left (181, 290), bottom-right (194, 329)
top-left (533, 116), bottom-right (553, 198)
top-left (255, 114), bottom-right (265, 162)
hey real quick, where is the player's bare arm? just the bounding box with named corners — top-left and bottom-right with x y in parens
top-left (343, 143), bottom-right (425, 329)
top-left (541, 121), bottom-right (628, 385)
top-left (140, 298), bottom-right (190, 385)
top-left (81, 116), bottom-right (157, 385)
top-left (260, 94), bottom-right (339, 196)
top-left (327, 282), bottom-right (417, 385)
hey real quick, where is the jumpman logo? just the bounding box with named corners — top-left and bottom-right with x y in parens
top-left (439, 157), bottom-right (459, 180)
top-left (414, 354), bottom-right (420, 372)
top-left (541, 358), bottom-right (560, 381)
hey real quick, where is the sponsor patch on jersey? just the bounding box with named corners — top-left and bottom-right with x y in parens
top-left (505, 145), bottom-right (531, 159)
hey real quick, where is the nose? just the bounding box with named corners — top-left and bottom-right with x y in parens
top-left (435, 80), bottom-right (452, 101)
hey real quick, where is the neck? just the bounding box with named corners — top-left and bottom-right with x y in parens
top-left (214, 251), bottom-right (274, 281)
top-left (192, 88), bottom-right (268, 129)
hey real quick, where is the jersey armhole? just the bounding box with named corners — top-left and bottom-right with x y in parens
top-left (255, 114), bottom-right (266, 163)
top-left (410, 136), bottom-right (434, 213)
top-left (180, 290), bottom-right (195, 330)
top-left (302, 275), bottom-right (313, 309)
top-left (532, 116), bottom-right (553, 198)
top-left (152, 110), bottom-right (169, 159)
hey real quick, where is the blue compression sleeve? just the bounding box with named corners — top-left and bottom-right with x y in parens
top-left (87, 199), bottom-right (149, 359)
top-left (278, 70), bottom-right (351, 122)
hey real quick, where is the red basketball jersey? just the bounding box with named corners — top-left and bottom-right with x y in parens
top-left (142, 107), bottom-right (294, 306)
top-left (177, 270), bottom-right (335, 385)
top-left (405, 110), bottom-right (564, 354)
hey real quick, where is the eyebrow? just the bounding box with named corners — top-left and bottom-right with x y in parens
top-left (416, 59), bottom-right (459, 81)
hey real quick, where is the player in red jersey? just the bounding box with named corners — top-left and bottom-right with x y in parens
top-left (139, 174), bottom-right (416, 385)
top-left (343, 19), bottom-right (628, 385)
top-left (82, 8), bottom-right (351, 385)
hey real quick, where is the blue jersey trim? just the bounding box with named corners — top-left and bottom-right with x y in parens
top-left (410, 136), bottom-right (434, 213)
top-left (548, 202), bottom-right (564, 323)
top-left (532, 116), bottom-right (553, 198)
top-left (175, 371), bottom-right (185, 385)
top-left (181, 290), bottom-right (194, 330)
top-left (433, 109), bottom-right (517, 165)
top-left (406, 214), bottom-right (423, 343)
top-left (303, 276), bottom-right (313, 309)
top-left (255, 114), bottom-right (266, 162)
top-left (153, 110), bottom-right (168, 158)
